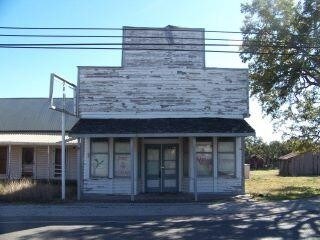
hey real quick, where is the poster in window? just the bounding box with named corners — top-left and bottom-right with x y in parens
top-left (196, 153), bottom-right (213, 176)
top-left (91, 153), bottom-right (108, 177)
top-left (115, 154), bottom-right (130, 177)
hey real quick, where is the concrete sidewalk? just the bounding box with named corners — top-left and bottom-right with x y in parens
top-left (1, 196), bottom-right (319, 217)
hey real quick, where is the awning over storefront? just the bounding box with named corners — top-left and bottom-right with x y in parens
top-left (70, 118), bottom-right (255, 137)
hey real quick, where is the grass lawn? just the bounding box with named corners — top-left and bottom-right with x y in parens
top-left (246, 169), bottom-right (320, 200)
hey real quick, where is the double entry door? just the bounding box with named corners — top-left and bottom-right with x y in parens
top-left (145, 144), bottom-right (179, 193)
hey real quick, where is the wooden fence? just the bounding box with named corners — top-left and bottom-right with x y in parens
top-left (279, 152), bottom-right (320, 176)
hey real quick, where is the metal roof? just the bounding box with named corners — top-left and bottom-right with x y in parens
top-left (279, 152), bottom-right (300, 160)
top-left (70, 118), bottom-right (255, 137)
top-left (0, 98), bottom-right (78, 132)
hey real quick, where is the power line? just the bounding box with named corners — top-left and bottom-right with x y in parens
top-left (0, 42), bottom-right (318, 49)
top-left (0, 45), bottom-right (313, 56)
top-left (0, 26), bottom-right (242, 33)
top-left (0, 34), bottom-right (245, 42)
top-left (0, 26), bottom-right (317, 39)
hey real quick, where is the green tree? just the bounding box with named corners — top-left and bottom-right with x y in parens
top-left (240, 0), bottom-right (320, 149)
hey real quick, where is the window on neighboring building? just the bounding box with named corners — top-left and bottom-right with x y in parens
top-left (90, 138), bottom-right (109, 178)
top-left (114, 139), bottom-right (131, 177)
top-left (0, 147), bottom-right (7, 175)
top-left (218, 137), bottom-right (236, 177)
top-left (196, 138), bottom-right (213, 176)
top-left (22, 147), bottom-right (34, 177)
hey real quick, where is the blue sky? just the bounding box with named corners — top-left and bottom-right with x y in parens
top-left (0, 0), bottom-right (282, 142)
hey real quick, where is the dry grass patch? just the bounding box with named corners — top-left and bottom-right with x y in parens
top-left (0, 179), bottom-right (76, 203)
top-left (246, 169), bottom-right (320, 200)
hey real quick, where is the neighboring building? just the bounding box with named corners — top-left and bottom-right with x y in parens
top-left (248, 155), bottom-right (265, 170)
top-left (0, 98), bottom-right (78, 180)
top-left (70, 26), bottom-right (255, 198)
top-left (279, 152), bottom-right (320, 176)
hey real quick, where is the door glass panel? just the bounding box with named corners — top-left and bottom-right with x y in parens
top-left (164, 160), bottom-right (176, 169)
top-left (147, 161), bottom-right (159, 175)
top-left (146, 144), bottom-right (178, 193)
top-left (165, 169), bottom-right (176, 175)
top-left (164, 148), bottom-right (176, 160)
top-left (147, 149), bottom-right (160, 161)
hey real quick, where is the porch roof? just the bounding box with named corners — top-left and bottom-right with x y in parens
top-left (0, 133), bottom-right (77, 145)
top-left (70, 118), bottom-right (255, 137)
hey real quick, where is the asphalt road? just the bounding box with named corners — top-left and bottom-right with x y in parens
top-left (0, 197), bottom-right (319, 239)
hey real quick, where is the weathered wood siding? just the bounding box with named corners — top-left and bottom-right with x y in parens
top-left (78, 27), bottom-right (249, 119)
top-left (2, 145), bottom-right (77, 180)
top-left (122, 27), bottom-right (205, 69)
top-left (67, 147), bottom-right (78, 180)
top-left (35, 146), bottom-right (49, 179)
top-left (279, 152), bottom-right (320, 176)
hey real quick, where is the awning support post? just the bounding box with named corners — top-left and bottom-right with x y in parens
top-left (192, 137), bottom-right (198, 201)
top-left (130, 137), bottom-right (135, 202)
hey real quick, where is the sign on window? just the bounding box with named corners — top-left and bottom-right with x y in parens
top-left (91, 153), bottom-right (108, 177)
top-left (114, 154), bottom-right (130, 177)
top-left (196, 153), bottom-right (213, 176)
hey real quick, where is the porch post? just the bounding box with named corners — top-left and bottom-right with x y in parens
top-left (77, 138), bottom-right (81, 200)
top-left (130, 137), bottom-right (135, 201)
top-left (213, 137), bottom-right (218, 192)
top-left (134, 138), bottom-right (138, 195)
top-left (109, 138), bottom-right (114, 178)
top-left (241, 137), bottom-right (245, 194)
top-left (8, 145), bottom-right (11, 179)
top-left (191, 137), bottom-right (198, 201)
top-left (47, 145), bottom-right (50, 181)
top-left (34, 146), bottom-right (37, 179)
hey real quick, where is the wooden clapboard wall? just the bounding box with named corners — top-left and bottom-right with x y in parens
top-left (78, 26), bottom-right (249, 119)
top-left (279, 152), bottom-right (320, 176)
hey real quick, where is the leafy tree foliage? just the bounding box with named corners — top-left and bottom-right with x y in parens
top-left (241, 0), bottom-right (320, 148)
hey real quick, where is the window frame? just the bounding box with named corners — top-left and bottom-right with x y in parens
top-left (217, 137), bottom-right (236, 178)
top-left (195, 138), bottom-right (213, 177)
top-left (113, 138), bottom-right (131, 178)
top-left (90, 138), bottom-right (109, 179)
